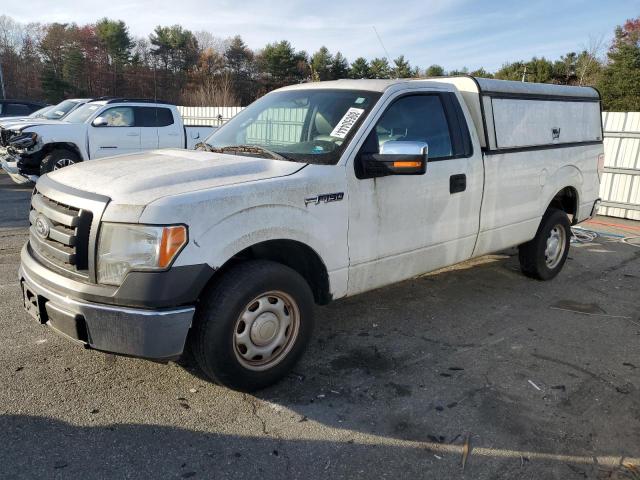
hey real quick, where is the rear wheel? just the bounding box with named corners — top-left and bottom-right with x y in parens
top-left (518, 208), bottom-right (571, 280)
top-left (40, 149), bottom-right (80, 174)
top-left (189, 260), bottom-right (314, 391)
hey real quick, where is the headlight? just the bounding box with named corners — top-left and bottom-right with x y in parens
top-left (8, 132), bottom-right (38, 149)
top-left (97, 223), bottom-right (187, 285)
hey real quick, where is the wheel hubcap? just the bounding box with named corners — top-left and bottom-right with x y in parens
top-left (53, 158), bottom-right (74, 170)
top-left (545, 225), bottom-right (566, 269)
top-left (233, 291), bottom-right (300, 371)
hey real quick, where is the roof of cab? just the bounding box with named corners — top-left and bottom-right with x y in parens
top-left (277, 78), bottom-right (435, 93)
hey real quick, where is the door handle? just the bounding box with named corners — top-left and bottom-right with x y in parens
top-left (450, 174), bottom-right (466, 194)
top-left (126, 132), bottom-right (140, 136)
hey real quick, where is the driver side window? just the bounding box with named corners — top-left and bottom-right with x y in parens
top-left (100, 107), bottom-right (134, 127)
top-left (371, 95), bottom-right (453, 159)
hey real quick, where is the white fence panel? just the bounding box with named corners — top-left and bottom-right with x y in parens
top-left (177, 106), bottom-right (244, 126)
top-left (599, 112), bottom-right (640, 221)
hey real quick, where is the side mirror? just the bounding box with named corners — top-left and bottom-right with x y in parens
top-left (357, 141), bottom-right (428, 179)
top-left (92, 116), bottom-right (108, 127)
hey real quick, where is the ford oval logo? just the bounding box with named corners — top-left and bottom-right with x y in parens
top-left (34, 214), bottom-right (51, 240)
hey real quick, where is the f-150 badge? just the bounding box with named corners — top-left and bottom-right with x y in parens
top-left (304, 192), bottom-right (344, 206)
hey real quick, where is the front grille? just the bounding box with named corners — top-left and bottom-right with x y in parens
top-left (0, 129), bottom-right (12, 147)
top-left (29, 190), bottom-right (93, 278)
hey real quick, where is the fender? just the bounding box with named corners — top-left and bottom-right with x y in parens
top-left (204, 203), bottom-right (341, 262)
top-left (171, 201), bottom-right (349, 300)
top-left (540, 164), bottom-right (582, 216)
top-left (23, 123), bottom-right (90, 160)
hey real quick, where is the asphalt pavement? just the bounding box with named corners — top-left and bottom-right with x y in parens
top-left (1, 171), bottom-right (639, 479)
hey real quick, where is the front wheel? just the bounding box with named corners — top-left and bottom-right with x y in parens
top-left (189, 260), bottom-right (315, 391)
top-left (518, 208), bottom-right (571, 280)
top-left (40, 149), bottom-right (80, 174)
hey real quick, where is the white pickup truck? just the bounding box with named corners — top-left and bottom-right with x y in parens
top-left (0, 98), bottom-right (214, 183)
top-left (19, 77), bottom-right (603, 391)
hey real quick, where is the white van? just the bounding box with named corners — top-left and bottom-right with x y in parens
top-left (19, 77), bottom-right (603, 391)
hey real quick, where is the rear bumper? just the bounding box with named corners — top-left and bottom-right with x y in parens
top-left (19, 250), bottom-right (195, 360)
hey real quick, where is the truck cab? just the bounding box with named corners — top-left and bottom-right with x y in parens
top-left (18, 78), bottom-right (603, 391)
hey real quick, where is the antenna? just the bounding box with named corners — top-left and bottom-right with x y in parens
top-left (372, 26), bottom-right (391, 64)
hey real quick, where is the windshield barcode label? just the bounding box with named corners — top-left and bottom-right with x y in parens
top-left (330, 108), bottom-right (365, 139)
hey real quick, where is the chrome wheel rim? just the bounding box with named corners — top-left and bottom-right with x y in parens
top-left (233, 291), bottom-right (300, 371)
top-left (53, 158), bottom-right (75, 170)
top-left (545, 224), bottom-right (566, 269)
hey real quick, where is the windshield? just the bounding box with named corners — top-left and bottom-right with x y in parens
top-left (64, 103), bottom-right (102, 124)
top-left (42, 100), bottom-right (80, 120)
top-left (204, 89), bottom-right (381, 165)
top-left (29, 106), bottom-right (54, 118)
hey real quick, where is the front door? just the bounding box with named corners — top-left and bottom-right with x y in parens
top-left (89, 106), bottom-right (141, 159)
top-left (346, 91), bottom-right (483, 295)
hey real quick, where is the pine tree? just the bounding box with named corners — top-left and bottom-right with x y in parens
top-left (598, 18), bottom-right (640, 111)
top-left (350, 57), bottom-right (371, 79)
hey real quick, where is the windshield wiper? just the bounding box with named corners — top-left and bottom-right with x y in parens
top-left (205, 144), bottom-right (292, 161)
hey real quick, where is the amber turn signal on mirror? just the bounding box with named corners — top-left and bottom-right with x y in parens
top-left (392, 161), bottom-right (423, 168)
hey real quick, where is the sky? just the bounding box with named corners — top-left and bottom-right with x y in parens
top-left (3, 0), bottom-right (639, 71)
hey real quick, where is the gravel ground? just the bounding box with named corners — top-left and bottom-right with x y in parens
top-left (0, 172), bottom-right (639, 479)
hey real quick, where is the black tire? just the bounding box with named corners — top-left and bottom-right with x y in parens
top-left (40, 149), bottom-right (80, 175)
top-left (518, 208), bottom-right (571, 280)
top-left (189, 260), bottom-right (315, 391)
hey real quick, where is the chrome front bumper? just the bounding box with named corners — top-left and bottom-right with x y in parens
top-left (19, 252), bottom-right (195, 360)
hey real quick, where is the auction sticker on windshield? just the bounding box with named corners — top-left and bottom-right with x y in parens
top-left (330, 108), bottom-right (365, 139)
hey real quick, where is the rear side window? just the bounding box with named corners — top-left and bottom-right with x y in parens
top-left (373, 95), bottom-right (453, 159)
top-left (6, 103), bottom-right (32, 116)
top-left (134, 107), bottom-right (175, 127)
top-left (156, 108), bottom-right (174, 127)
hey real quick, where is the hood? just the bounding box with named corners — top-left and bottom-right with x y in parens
top-left (1, 119), bottom-right (70, 131)
top-left (0, 115), bottom-right (35, 126)
top-left (46, 149), bottom-right (307, 206)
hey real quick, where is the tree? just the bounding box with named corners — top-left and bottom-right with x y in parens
top-left (194, 30), bottom-right (227, 54)
top-left (350, 57), bottom-right (371, 79)
top-left (150, 25), bottom-right (199, 73)
top-left (40, 66), bottom-right (69, 102)
top-left (495, 57), bottom-right (553, 82)
top-left (311, 46), bottom-right (332, 80)
top-left (224, 35), bottom-right (256, 104)
top-left (552, 52), bottom-right (579, 84)
top-left (225, 35), bottom-right (253, 76)
top-left (95, 19), bottom-right (131, 65)
top-left (330, 51), bottom-right (349, 79)
top-left (393, 55), bottom-right (412, 78)
top-left (425, 64), bottom-right (445, 77)
top-left (95, 19), bottom-right (132, 94)
top-left (598, 17), bottom-right (640, 110)
top-left (369, 57), bottom-right (391, 79)
top-left (448, 67), bottom-right (469, 77)
top-left (575, 49), bottom-right (602, 86)
top-left (469, 67), bottom-right (493, 78)
top-left (258, 40), bottom-right (307, 88)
